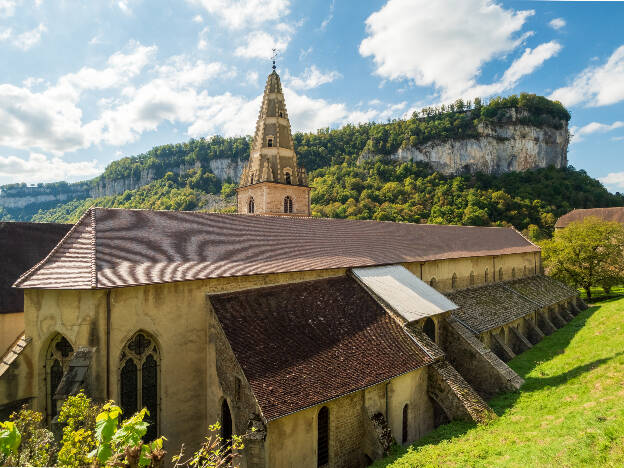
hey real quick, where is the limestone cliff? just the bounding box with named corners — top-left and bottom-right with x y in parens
top-left (360, 120), bottom-right (568, 175)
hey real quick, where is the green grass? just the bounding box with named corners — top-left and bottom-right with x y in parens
top-left (373, 298), bottom-right (624, 467)
top-left (578, 286), bottom-right (624, 302)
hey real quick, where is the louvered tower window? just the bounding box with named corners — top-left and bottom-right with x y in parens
top-left (46, 334), bottom-right (74, 420)
top-left (120, 332), bottom-right (160, 441)
top-left (317, 406), bottom-right (329, 467)
top-left (284, 196), bottom-right (293, 213)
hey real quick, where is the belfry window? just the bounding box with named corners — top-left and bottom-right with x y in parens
top-left (317, 406), bottom-right (329, 467)
top-left (285, 172), bottom-right (291, 185)
top-left (279, 111), bottom-right (283, 118)
top-left (267, 138), bottom-right (273, 147)
top-left (248, 197), bottom-right (254, 214)
top-left (120, 331), bottom-right (159, 441)
top-left (45, 334), bottom-right (74, 420)
top-left (284, 196), bottom-right (293, 213)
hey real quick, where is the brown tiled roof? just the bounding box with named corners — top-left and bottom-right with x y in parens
top-left (449, 275), bottom-right (578, 334)
top-left (209, 276), bottom-right (433, 421)
top-left (0, 221), bottom-right (72, 312)
top-left (505, 275), bottom-right (578, 308)
top-left (448, 282), bottom-right (537, 334)
top-left (15, 208), bottom-right (539, 290)
top-left (555, 207), bottom-right (624, 228)
top-left (0, 334), bottom-right (31, 377)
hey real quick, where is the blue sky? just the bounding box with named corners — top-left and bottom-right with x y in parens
top-left (0, 0), bottom-right (623, 191)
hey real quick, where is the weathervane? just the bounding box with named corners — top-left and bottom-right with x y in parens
top-left (271, 48), bottom-right (278, 71)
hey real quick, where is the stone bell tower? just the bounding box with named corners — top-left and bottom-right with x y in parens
top-left (236, 63), bottom-right (311, 217)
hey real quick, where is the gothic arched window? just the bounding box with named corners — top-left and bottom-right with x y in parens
top-left (451, 273), bottom-right (458, 289)
top-left (285, 172), bottom-right (291, 185)
top-left (284, 196), bottom-right (293, 213)
top-left (498, 267), bottom-right (503, 282)
top-left (423, 317), bottom-right (436, 342)
top-left (248, 197), bottom-right (254, 214)
top-left (120, 332), bottom-right (160, 441)
top-left (402, 404), bottom-right (409, 444)
top-left (469, 271), bottom-right (475, 286)
top-left (317, 406), bottom-right (329, 467)
top-left (484, 268), bottom-right (489, 283)
top-left (267, 137), bottom-right (273, 148)
top-left (46, 334), bottom-right (74, 420)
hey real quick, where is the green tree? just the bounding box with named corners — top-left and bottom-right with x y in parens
top-left (541, 217), bottom-right (624, 299)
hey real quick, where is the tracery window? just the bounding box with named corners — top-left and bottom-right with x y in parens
top-left (248, 197), bottom-right (254, 214)
top-left (46, 334), bottom-right (74, 420)
top-left (402, 404), bottom-right (409, 444)
top-left (451, 273), bottom-right (458, 289)
top-left (317, 406), bottom-right (329, 467)
top-left (283, 196), bottom-right (293, 213)
top-left (120, 332), bottom-right (159, 441)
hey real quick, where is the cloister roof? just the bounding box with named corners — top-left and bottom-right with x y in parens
top-left (555, 207), bottom-right (624, 228)
top-left (14, 207), bottom-right (539, 290)
top-left (209, 276), bottom-right (433, 421)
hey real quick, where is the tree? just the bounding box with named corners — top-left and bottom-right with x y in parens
top-left (541, 217), bottom-right (624, 299)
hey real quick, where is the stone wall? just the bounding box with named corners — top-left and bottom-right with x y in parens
top-left (236, 182), bottom-right (311, 216)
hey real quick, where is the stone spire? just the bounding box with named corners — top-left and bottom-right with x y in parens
top-left (239, 70), bottom-right (308, 188)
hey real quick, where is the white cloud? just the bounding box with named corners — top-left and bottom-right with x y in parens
top-left (246, 70), bottom-right (259, 86)
top-left (600, 172), bottom-right (624, 191)
top-left (0, 0), bottom-right (17, 17)
top-left (197, 26), bottom-right (209, 50)
top-left (359, 0), bottom-right (540, 101)
top-left (13, 23), bottom-right (46, 50)
top-left (550, 45), bottom-right (624, 107)
top-left (0, 27), bottom-right (11, 40)
top-left (319, 0), bottom-right (335, 31)
top-left (285, 65), bottom-right (341, 90)
top-left (192, 14), bottom-right (203, 23)
top-left (464, 41), bottom-right (561, 98)
top-left (571, 120), bottom-right (624, 142)
top-left (187, 0), bottom-right (290, 29)
top-left (235, 30), bottom-right (291, 59)
top-left (0, 153), bottom-right (100, 183)
top-left (549, 18), bottom-right (566, 30)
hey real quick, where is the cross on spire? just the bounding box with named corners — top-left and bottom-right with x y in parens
top-left (271, 48), bottom-right (278, 71)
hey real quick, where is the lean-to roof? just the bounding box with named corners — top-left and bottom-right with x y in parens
top-left (209, 276), bottom-right (433, 421)
top-left (15, 208), bottom-right (539, 290)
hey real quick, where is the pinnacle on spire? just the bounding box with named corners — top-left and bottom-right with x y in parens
top-left (271, 48), bottom-right (278, 71)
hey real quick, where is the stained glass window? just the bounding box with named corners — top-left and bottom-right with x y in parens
top-left (45, 334), bottom-right (74, 420)
top-left (120, 332), bottom-right (159, 441)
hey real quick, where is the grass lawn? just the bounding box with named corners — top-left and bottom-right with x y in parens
top-left (373, 298), bottom-right (624, 468)
top-left (579, 286), bottom-right (624, 302)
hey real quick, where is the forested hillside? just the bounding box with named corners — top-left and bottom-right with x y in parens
top-left (2, 93), bottom-right (621, 239)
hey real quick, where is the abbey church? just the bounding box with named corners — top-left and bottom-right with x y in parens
top-left (0, 69), bottom-right (583, 468)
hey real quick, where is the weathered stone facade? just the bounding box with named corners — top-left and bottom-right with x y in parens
top-left (236, 70), bottom-right (311, 216)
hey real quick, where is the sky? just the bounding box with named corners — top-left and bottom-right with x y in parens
top-left (0, 0), bottom-right (623, 191)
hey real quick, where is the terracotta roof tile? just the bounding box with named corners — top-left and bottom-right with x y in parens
top-left (555, 207), bottom-right (624, 228)
top-left (209, 276), bottom-right (433, 421)
top-left (15, 208), bottom-right (540, 290)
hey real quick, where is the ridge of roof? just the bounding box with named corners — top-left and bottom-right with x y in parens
top-left (13, 208), bottom-right (96, 289)
top-left (15, 207), bottom-right (540, 290)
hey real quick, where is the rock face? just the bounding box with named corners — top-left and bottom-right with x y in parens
top-left (361, 121), bottom-right (569, 175)
top-left (0, 158), bottom-right (245, 214)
